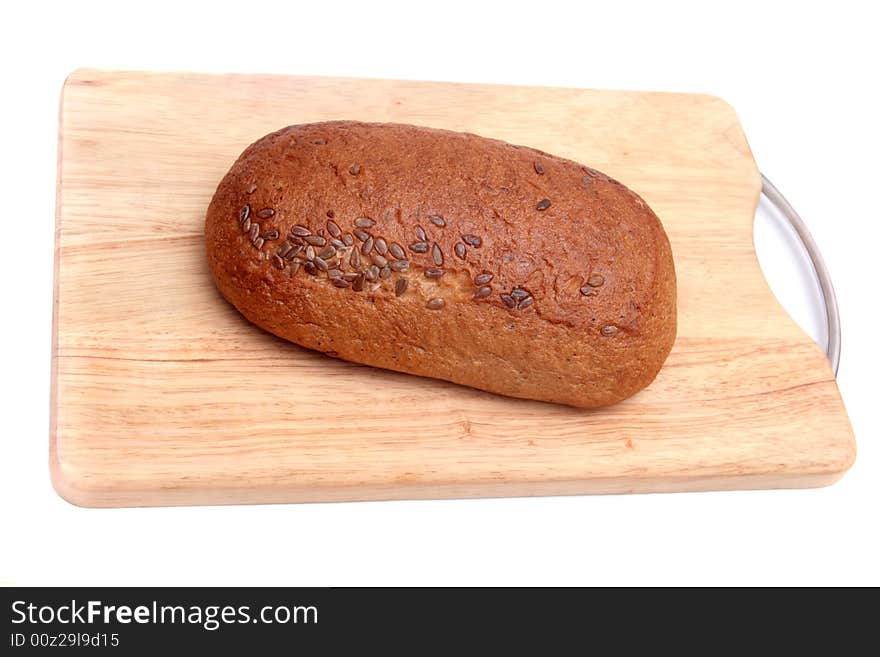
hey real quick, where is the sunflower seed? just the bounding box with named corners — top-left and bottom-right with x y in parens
top-left (462, 234), bottom-right (482, 247)
top-left (350, 249), bottom-right (361, 268)
top-left (380, 266), bottom-right (392, 278)
top-left (474, 272), bottom-right (494, 285)
top-left (327, 220), bottom-right (341, 238)
top-left (330, 238), bottom-right (345, 248)
top-left (352, 274), bottom-right (365, 291)
top-left (536, 199), bottom-right (551, 211)
top-left (319, 245), bottom-right (336, 259)
top-left (518, 296), bottom-right (534, 310)
top-left (285, 244), bottom-right (303, 260)
top-left (349, 164), bottom-right (361, 175)
top-left (327, 268), bottom-right (343, 279)
top-left (257, 208), bottom-right (275, 219)
top-left (305, 235), bottom-right (327, 247)
top-left (239, 205), bottom-right (251, 223)
top-left (431, 244), bottom-right (444, 266)
top-left (332, 277), bottom-right (351, 288)
top-left (389, 260), bottom-right (410, 272)
top-left (579, 286), bottom-right (598, 297)
top-left (601, 325), bottom-right (618, 336)
top-left (271, 254), bottom-right (285, 270)
top-left (366, 265), bottom-right (379, 281)
top-left (245, 184), bottom-right (257, 194)
top-left (304, 262), bottom-right (317, 276)
top-left (342, 271), bottom-right (359, 282)
top-left (261, 230), bottom-right (279, 241)
top-left (389, 242), bottom-right (405, 259)
top-left (474, 285), bottom-right (492, 299)
top-left (362, 236), bottom-right (374, 255)
top-left (586, 274), bottom-right (605, 287)
top-left (409, 241), bottom-right (429, 253)
top-left (355, 217), bottom-right (375, 228)
top-left (290, 262), bottom-right (301, 276)
top-left (395, 278), bottom-right (408, 296)
top-left (429, 215), bottom-right (446, 227)
top-left (253, 237), bottom-right (264, 249)
top-left (500, 294), bottom-right (516, 308)
top-left (305, 245), bottom-right (316, 260)
top-left (313, 256), bottom-right (328, 271)
top-left (415, 225), bottom-right (427, 241)
top-left (242, 216), bottom-right (252, 232)
top-left (249, 223), bottom-right (260, 241)
top-left (534, 161), bottom-right (545, 175)
top-left (454, 242), bottom-right (467, 259)
top-left (326, 209), bottom-right (335, 218)
top-left (582, 175), bottom-right (593, 184)
top-left (291, 225), bottom-right (311, 237)
top-left (277, 242), bottom-right (293, 258)
top-left (288, 235), bottom-right (305, 246)
top-left (426, 298), bottom-right (445, 310)
top-left (371, 253), bottom-right (388, 268)
top-left (353, 228), bottom-right (369, 242)
top-left (511, 288), bottom-right (529, 301)
top-left (343, 233), bottom-right (354, 246)
top-left (425, 268), bottom-right (445, 278)
top-left (374, 238), bottom-right (388, 256)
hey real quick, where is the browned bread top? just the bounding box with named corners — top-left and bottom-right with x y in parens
top-left (206, 121), bottom-right (676, 407)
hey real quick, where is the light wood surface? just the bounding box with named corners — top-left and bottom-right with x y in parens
top-left (51, 69), bottom-right (855, 507)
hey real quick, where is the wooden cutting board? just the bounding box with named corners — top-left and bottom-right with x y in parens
top-left (52, 69), bottom-right (855, 507)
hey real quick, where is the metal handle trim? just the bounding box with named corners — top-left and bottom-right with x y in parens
top-left (760, 174), bottom-right (841, 375)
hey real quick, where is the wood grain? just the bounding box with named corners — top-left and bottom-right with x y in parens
top-left (51, 69), bottom-right (855, 507)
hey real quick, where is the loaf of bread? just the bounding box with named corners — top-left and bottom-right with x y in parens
top-left (205, 121), bottom-right (676, 408)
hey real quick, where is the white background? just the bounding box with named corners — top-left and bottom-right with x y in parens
top-left (1, 0), bottom-right (877, 586)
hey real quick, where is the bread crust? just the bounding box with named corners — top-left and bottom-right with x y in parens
top-left (205, 121), bottom-right (676, 408)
